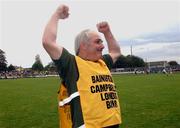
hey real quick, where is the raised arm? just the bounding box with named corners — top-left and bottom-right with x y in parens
top-left (97, 22), bottom-right (121, 63)
top-left (42, 5), bottom-right (69, 60)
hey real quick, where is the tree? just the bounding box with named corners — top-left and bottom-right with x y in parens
top-left (130, 55), bottom-right (145, 67)
top-left (0, 49), bottom-right (7, 72)
top-left (113, 55), bottom-right (145, 68)
top-left (8, 64), bottom-right (16, 71)
top-left (113, 55), bottom-right (127, 68)
top-left (168, 61), bottom-right (179, 66)
top-left (44, 61), bottom-right (56, 71)
top-left (32, 54), bottom-right (44, 71)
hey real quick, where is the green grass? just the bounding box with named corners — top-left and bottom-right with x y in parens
top-left (0, 77), bottom-right (60, 128)
top-left (114, 73), bottom-right (180, 128)
top-left (0, 74), bottom-right (180, 128)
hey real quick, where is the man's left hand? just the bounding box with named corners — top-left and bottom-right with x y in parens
top-left (97, 21), bottom-right (110, 34)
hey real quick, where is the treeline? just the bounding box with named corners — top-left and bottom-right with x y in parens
top-left (113, 55), bottom-right (145, 68)
top-left (0, 49), bottom-right (56, 72)
top-left (0, 49), bottom-right (179, 72)
top-left (113, 55), bottom-right (179, 68)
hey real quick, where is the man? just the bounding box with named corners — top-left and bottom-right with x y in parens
top-left (42, 4), bottom-right (122, 128)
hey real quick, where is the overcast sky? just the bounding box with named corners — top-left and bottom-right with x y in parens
top-left (1, 0), bottom-right (180, 68)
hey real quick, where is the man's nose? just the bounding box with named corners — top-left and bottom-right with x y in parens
top-left (101, 43), bottom-right (105, 49)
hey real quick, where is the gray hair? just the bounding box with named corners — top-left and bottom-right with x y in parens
top-left (74, 29), bottom-right (91, 55)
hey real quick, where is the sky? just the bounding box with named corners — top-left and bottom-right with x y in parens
top-left (1, 0), bottom-right (180, 68)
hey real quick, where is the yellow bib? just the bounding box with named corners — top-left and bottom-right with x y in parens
top-left (58, 56), bottom-right (121, 128)
top-left (76, 56), bottom-right (121, 128)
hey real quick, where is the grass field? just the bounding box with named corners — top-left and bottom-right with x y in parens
top-left (0, 73), bottom-right (180, 128)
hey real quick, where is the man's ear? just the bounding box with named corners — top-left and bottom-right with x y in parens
top-left (78, 42), bottom-right (86, 55)
top-left (79, 42), bottom-right (87, 51)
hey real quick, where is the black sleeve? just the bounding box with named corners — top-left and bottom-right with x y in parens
top-left (102, 54), bottom-right (113, 70)
top-left (52, 48), bottom-right (76, 80)
top-left (52, 48), bottom-right (80, 96)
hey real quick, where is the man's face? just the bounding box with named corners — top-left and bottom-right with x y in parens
top-left (85, 32), bottom-right (104, 61)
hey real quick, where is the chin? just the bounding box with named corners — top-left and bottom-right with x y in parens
top-left (96, 54), bottom-right (103, 61)
top-left (89, 53), bottom-right (102, 61)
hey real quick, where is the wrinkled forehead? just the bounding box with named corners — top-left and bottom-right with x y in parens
top-left (87, 31), bottom-right (101, 40)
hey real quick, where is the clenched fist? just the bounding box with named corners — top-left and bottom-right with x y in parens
top-left (56, 5), bottom-right (69, 19)
top-left (96, 21), bottom-right (110, 34)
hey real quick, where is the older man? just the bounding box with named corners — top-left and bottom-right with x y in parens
top-left (42, 4), bottom-right (122, 128)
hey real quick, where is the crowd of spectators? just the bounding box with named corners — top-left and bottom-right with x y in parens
top-left (111, 65), bottom-right (180, 75)
top-left (1, 65), bottom-right (180, 79)
top-left (0, 69), bottom-right (58, 79)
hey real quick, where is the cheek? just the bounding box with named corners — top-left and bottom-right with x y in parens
top-left (88, 45), bottom-right (96, 51)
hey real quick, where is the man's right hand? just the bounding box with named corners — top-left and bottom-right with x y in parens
top-left (56, 5), bottom-right (69, 19)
